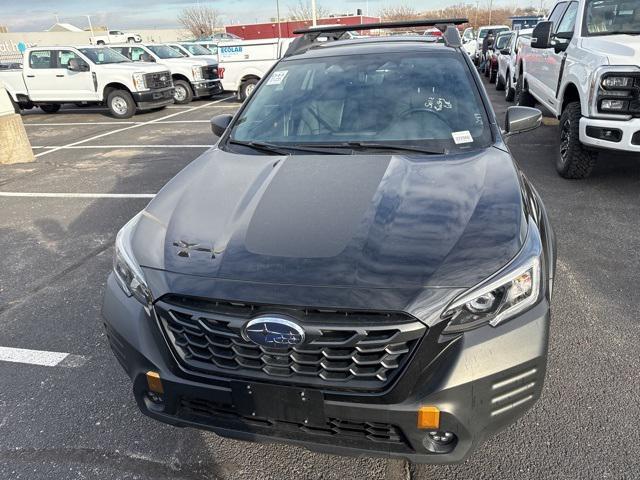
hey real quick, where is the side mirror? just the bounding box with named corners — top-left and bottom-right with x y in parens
top-left (210, 114), bottom-right (233, 137)
top-left (531, 21), bottom-right (553, 49)
top-left (500, 48), bottom-right (510, 55)
top-left (504, 106), bottom-right (542, 137)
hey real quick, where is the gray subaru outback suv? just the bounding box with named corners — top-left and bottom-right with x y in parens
top-left (102, 19), bottom-right (556, 464)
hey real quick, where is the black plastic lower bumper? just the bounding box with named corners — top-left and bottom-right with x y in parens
top-left (193, 80), bottom-right (223, 99)
top-left (132, 87), bottom-right (175, 110)
top-left (102, 273), bottom-right (549, 464)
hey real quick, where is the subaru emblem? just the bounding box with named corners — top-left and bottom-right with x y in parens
top-left (242, 316), bottom-right (305, 348)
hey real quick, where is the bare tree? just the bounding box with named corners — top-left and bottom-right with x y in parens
top-left (287, 1), bottom-right (329, 21)
top-left (178, 5), bottom-right (220, 39)
top-left (379, 5), bottom-right (420, 21)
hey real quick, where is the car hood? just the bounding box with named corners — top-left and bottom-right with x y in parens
top-left (159, 57), bottom-right (214, 67)
top-left (98, 62), bottom-right (168, 73)
top-left (134, 147), bottom-right (526, 290)
top-left (581, 35), bottom-right (640, 64)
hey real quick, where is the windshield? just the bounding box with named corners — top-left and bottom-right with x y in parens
top-left (181, 43), bottom-right (213, 55)
top-left (584, 0), bottom-right (640, 35)
top-left (78, 47), bottom-right (130, 64)
top-left (479, 27), bottom-right (509, 38)
top-left (147, 45), bottom-right (185, 58)
top-left (227, 51), bottom-right (492, 154)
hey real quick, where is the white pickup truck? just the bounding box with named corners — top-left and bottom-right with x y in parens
top-left (195, 38), bottom-right (294, 101)
top-left (0, 46), bottom-right (174, 118)
top-left (111, 44), bottom-right (222, 104)
top-left (90, 30), bottom-right (142, 45)
top-left (519, 0), bottom-right (640, 178)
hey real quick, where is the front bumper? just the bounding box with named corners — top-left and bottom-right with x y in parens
top-left (102, 274), bottom-right (549, 464)
top-left (131, 87), bottom-right (175, 110)
top-left (192, 80), bottom-right (223, 99)
top-left (580, 116), bottom-right (640, 153)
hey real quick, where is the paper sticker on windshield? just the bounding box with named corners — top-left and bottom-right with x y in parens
top-left (452, 131), bottom-right (474, 144)
top-left (267, 70), bottom-right (288, 85)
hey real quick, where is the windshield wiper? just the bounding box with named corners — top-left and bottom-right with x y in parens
top-left (295, 141), bottom-right (445, 155)
top-left (227, 140), bottom-right (348, 155)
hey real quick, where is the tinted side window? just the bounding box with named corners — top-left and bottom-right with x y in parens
top-left (130, 47), bottom-right (147, 61)
top-left (111, 47), bottom-right (129, 58)
top-left (57, 50), bottom-right (82, 68)
top-left (29, 50), bottom-right (53, 69)
top-left (556, 2), bottom-right (579, 34)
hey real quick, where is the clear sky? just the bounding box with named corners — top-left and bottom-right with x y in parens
top-left (2, 0), bottom-right (530, 32)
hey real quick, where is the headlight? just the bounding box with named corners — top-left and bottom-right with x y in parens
top-left (602, 76), bottom-right (634, 89)
top-left (591, 68), bottom-right (639, 117)
top-left (113, 213), bottom-right (152, 305)
top-left (192, 65), bottom-right (204, 81)
top-left (132, 72), bottom-right (148, 91)
top-left (441, 224), bottom-right (543, 334)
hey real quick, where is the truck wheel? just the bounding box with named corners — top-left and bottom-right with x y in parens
top-left (515, 76), bottom-right (536, 107)
top-left (40, 104), bottom-right (61, 114)
top-left (127, 37), bottom-right (135, 43)
top-left (505, 75), bottom-right (515, 102)
top-left (557, 102), bottom-right (597, 179)
top-left (489, 66), bottom-right (497, 83)
top-left (97, 40), bottom-right (105, 45)
top-left (238, 78), bottom-right (258, 102)
top-left (496, 73), bottom-right (505, 91)
top-left (173, 80), bottom-right (193, 104)
top-left (107, 89), bottom-right (136, 119)
top-left (10, 97), bottom-right (20, 114)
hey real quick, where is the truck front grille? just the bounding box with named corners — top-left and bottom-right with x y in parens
top-left (201, 66), bottom-right (219, 80)
top-left (155, 295), bottom-right (426, 391)
top-left (145, 71), bottom-right (172, 89)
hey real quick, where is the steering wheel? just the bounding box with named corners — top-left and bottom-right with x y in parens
top-left (399, 108), bottom-right (450, 129)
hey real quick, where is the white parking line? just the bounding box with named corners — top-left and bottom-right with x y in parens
top-left (32, 145), bottom-right (213, 150)
top-left (24, 120), bottom-right (212, 127)
top-left (34, 95), bottom-right (233, 159)
top-left (0, 192), bottom-right (155, 198)
top-left (0, 346), bottom-right (86, 367)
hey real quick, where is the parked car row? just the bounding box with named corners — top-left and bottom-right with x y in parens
top-left (481, 0), bottom-right (640, 179)
top-left (0, 44), bottom-right (223, 118)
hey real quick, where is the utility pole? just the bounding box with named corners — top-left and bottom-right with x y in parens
top-left (311, 0), bottom-right (318, 26)
top-left (474, 0), bottom-right (479, 27)
top-left (488, 0), bottom-right (494, 25)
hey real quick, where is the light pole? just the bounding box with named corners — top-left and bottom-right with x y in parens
top-left (86, 15), bottom-right (94, 37)
top-left (276, 0), bottom-right (282, 38)
top-left (311, 0), bottom-right (318, 26)
top-left (488, 0), bottom-right (494, 25)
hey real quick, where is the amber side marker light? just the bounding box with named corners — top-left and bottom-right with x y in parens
top-left (417, 406), bottom-right (440, 430)
top-left (146, 371), bottom-right (164, 394)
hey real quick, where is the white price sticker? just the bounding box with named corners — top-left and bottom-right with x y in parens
top-left (452, 130), bottom-right (474, 144)
top-left (266, 70), bottom-right (288, 85)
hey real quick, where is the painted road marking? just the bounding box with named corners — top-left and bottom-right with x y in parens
top-left (31, 145), bottom-right (213, 149)
top-left (0, 346), bottom-right (86, 367)
top-left (0, 192), bottom-right (155, 198)
top-left (34, 95), bottom-right (234, 159)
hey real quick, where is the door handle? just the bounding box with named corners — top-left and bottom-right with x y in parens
top-left (26, 74), bottom-right (35, 78)
top-left (56, 74), bottom-right (64, 77)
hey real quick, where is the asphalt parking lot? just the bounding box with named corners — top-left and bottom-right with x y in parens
top-left (1, 78), bottom-right (639, 480)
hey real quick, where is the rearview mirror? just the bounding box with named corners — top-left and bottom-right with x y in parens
top-left (531, 21), bottom-right (553, 49)
top-left (211, 114), bottom-right (233, 137)
top-left (504, 106), bottom-right (542, 137)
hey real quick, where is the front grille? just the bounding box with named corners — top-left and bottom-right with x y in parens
top-left (145, 71), bottom-right (172, 89)
top-left (201, 65), bottom-right (218, 80)
top-left (155, 296), bottom-right (426, 391)
top-left (179, 397), bottom-right (411, 451)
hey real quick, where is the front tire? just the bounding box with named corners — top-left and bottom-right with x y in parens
top-left (515, 75), bottom-right (536, 107)
top-left (97, 40), bottom-right (105, 45)
top-left (238, 78), bottom-right (258, 102)
top-left (489, 65), bottom-right (497, 83)
top-left (40, 104), bottom-right (61, 114)
top-left (556, 102), bottom-right (597, 179)
top-left (505, 74), bottom-right (515, 102)
top-left (173, 80), bottom-right (193, 104)
top-left (107, 89), bottom-right (136, 119)
top-left (496, 72), bottom-right (505, 91)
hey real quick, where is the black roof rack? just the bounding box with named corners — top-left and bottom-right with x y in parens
top-left (285, 18), bottom-right (468, 56)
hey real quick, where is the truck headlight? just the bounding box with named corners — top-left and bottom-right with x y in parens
top-left (591, 69), bottom-right (639, 116)
top-left (132, 72), bottom-right (148, 91)
top-left (192, 66), bottom-right (204, 81)
top-left (442, 223), bottom-right (543, 334)
top-left (602, 76), bottom-right (634, 89)
top-left (113, 213), bottom-right (152, 306)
